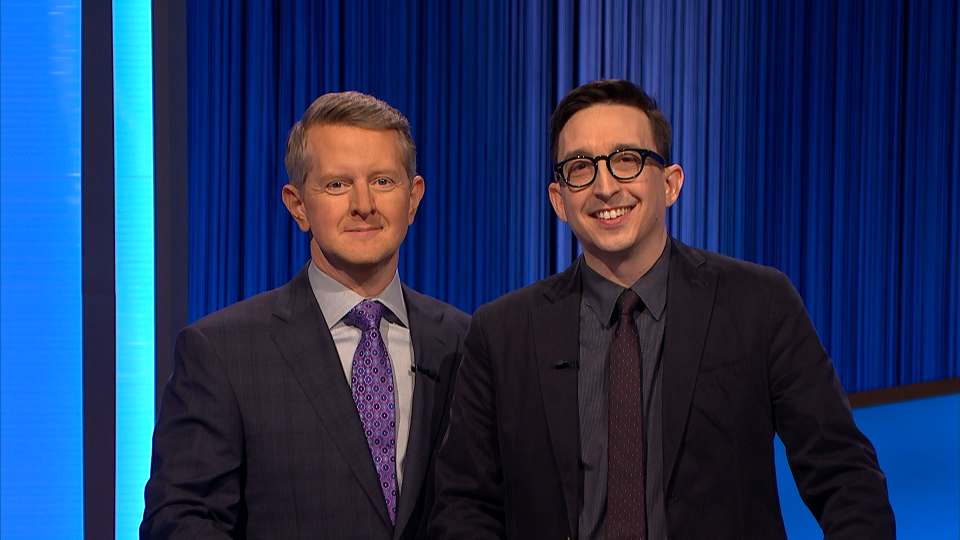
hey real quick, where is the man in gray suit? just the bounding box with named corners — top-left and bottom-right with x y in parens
top-left (141, 91), bottom-right (469, 539)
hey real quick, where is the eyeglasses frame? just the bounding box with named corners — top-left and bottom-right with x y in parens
top-left (553, 148), bottom-right (666, 188)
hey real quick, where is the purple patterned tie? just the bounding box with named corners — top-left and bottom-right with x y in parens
top-left (607, 289), bottom-right (646, 539)
top-left (345, 300), bottom-right (397, 525)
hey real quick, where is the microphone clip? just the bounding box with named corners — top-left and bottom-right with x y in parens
top-left (410, 363), bottom-right (439, 380)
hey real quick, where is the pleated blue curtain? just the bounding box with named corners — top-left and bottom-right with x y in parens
top-left (187, 0), bottom-right (959, 393)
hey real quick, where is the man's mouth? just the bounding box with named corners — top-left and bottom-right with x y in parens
top-left (592, 206), bottom-right (632, 220)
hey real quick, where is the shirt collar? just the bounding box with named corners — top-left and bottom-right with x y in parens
top-left (307, 263), bottom-right (409, 329)
top-left (580, 239), bottom-right (671, 326)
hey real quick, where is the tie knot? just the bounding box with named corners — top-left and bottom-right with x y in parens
top-left (345, 300), bottom-right (385, 332)
top-left (615, 289), bottom-right (642, 322)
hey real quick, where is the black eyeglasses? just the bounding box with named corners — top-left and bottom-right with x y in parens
top-left (554, 148), bottom-right (666, 188)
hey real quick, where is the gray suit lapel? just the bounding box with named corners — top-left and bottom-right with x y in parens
top-left (270, 266), bottom-right (392, 529)
top-left (393, 286), bottom-right (457, 537)
top-left (532, 263), bottom-right (582, 537)
top-left (661, 241), bottom-right (718, 492)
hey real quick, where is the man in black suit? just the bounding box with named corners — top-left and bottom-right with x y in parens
top-left (141, 91), bottom-right (469, 539)
top-left (429, 80), bottom-right (895, 539)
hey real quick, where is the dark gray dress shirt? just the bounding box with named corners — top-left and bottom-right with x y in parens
top-left (577, 242), bottom-right (670, 540)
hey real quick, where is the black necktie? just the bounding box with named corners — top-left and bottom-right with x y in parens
top-left (606, 289), bottom-right (646, 539)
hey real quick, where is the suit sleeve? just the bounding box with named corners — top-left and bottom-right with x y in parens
top-left (766, 272), bottom-right (896, 539)
top-left (140, 325), bottom-right (244, 540)
top-left (428, 307), bottom-right (507, 539)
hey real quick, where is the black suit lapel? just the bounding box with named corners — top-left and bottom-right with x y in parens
top-left (532, 263), bottom-right (582, 537)
top-left (394, 286), bottom-right (458, 537)
top-left (661, 241), bottom-right (718, 491)
top-left (270, 265), bottom-right (392, 529)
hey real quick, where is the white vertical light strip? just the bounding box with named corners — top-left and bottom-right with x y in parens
top-left (113, 0), bottom-right (155, 537)
top-left (0, 1), bottom-right (84, 538)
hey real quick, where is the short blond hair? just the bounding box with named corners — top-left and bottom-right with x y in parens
top-left (284, 91), bottom-right (416, 189)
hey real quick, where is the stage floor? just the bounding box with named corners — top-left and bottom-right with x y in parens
top-left (775, 392), bottom-right (960, 539)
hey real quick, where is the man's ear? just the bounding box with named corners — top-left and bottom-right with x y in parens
top-left (663, 164), bottom-right (684, 207)
top-left (281, 184), bottom-right (311, 232)
top-left (407, 175), bottom-right (425, 224)
top-left (548, 181), bottom-right (569, 223)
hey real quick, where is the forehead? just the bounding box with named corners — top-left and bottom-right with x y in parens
top-left (557, 104), bottom-right (653, 157)
top-left (305, 124), bottom-right (404, 172)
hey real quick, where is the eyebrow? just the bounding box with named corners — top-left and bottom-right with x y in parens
top-left (559, 143), bottom-right (641, 161)
top-left (366, 169), bottom-right (404, 178)
top-left (314, 168), bottom-right (405, 181)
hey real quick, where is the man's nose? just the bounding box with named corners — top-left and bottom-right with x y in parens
top-left (350, 181), bottom-right (375, 216)
top-left (591, 160), bottom-right (620, 198)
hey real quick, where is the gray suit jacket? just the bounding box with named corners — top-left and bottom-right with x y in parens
top-left (141, 264), bottom-right (470, 539)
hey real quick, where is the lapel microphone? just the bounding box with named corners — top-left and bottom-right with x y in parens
top-left (554, 360), bottom-right (579, 370)
top-left (410, 363), bottom-right (439, 380)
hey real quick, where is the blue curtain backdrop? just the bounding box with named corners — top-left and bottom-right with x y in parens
top-left (187, 0), bottom-right (959, 394)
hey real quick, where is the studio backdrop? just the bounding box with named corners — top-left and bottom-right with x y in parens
top-left (187, 0), bottom-right (959, 393)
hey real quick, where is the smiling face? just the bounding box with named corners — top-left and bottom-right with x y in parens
top-left (282, 124), bottom-right (424, 292)
top-left (548, 103), bottom-right (683, 284)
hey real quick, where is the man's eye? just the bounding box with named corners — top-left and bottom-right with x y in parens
top-left (325, 181), bottom-right (349, 194)
top-left (372, 177), bottom-right (398, 190)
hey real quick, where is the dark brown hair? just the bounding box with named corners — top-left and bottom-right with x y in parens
top-left (548, 80), bottom-right (672, 165)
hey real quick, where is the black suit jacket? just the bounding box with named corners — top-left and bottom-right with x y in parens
top-left (141, 264), bottom-right (470, 539)
top-left (430, 239), bottom-right (894, 539)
